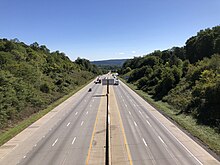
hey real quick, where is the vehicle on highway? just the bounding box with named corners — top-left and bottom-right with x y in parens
top-left (114, 79), bottom-right (119, 85)
top-left (94, 77), bottom-right (101, 84)
top-left (88, 88), bottom-right (92, 92)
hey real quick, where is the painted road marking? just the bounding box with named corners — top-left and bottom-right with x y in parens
top-left (108, 116), bottom-right (111, 124)
top-left (52, 138), bottom-right (58, 146)
top-left (146, 120), bottom-right (152, 127)
top-left (23, 155), bottom-right (26, 159)
top-left (72, 137), bottom-right (76, 145)
top-left (86, 111), bottom-right (89, 115)
top-left (128, 111), bottom-right (131, 115)
top-left (86, 88), bottom-right (105, 164)
top-left (158, 136), bottom-right (165, 144)
top-left (142, 138), bottom-right (148, 147)
top-left (133, 121), bottom-right (137, 127)
top-left (75, 112), bottom-right (78, 116)
top-left (150, 111), bottom-right (203, 165)
top-left (81, 121), bottom-right (84, 126)
top-left (67, 122), bottom-right (70, 127)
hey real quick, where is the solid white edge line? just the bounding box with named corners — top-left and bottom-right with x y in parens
top-left (144, 107), bottom-right (203, 164)
top-left (122, 82), bottom-right (203, 165)
top-left (72, 137), bottom-right (76, 145)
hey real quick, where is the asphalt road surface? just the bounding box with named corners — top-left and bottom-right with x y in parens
top-left (113, 81), bottom-right (219, 165)
top-left (0, 77), bottom-right (219, 165)
top-left (19, 84), bottom-right (103, 165)
top-left (0, 80), bottom-right (104, 165)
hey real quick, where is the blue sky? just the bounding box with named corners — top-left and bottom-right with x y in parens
top-left (0, 0), bottom-right (219, 61)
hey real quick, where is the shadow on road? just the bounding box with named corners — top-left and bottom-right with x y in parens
top-left (92, 94), bottom-right (106, 97)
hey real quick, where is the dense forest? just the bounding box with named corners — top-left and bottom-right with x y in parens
top-left (0, 39), bottom-right (101, 130)
top-left (120, 26), bottom-right (220, 131)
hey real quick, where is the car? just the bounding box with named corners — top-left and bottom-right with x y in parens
top-left (88, 88), bottom-right (92, 92)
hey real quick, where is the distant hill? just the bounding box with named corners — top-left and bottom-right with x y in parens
top-left (92, 59), bottom-right (127, 66)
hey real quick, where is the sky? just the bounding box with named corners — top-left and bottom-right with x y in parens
top-left (0, 0), bottom-right (220, 61)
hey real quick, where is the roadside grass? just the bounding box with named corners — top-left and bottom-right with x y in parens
top-left (120, 79), bottom-right (220, 156)
top-left (0, 80), bottom-right (93, 147)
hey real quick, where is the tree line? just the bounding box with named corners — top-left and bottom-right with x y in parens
top-left (120, 26), bottom-right (220, 131)
top-left (0, 39), bottom-right (101, 130)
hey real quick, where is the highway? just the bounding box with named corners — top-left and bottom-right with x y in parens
top-left (0, 80), bottom-right (104, 165)
top-left (113, 81), bottom-right (219, 165)
top-left (0, 76), bottom-right (219, 165)
top-left (19, 83), bottom-right (103, 165)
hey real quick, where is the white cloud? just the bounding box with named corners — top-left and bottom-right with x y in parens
top-left (119, 52), bottom-right (125, 55)
top-left (132, 51), bottom-right (136, 54)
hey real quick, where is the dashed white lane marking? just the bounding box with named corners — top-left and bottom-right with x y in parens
top-left (158, 136), bottom-right (165, 144)
top-left (84, 100), bottom-right (87, 102)
top-left (142, 138), bottom-right (148, 147)
top-left (128, 111), bottom-right (131, 115)
top-left (34, 144), bottom-right (37, 147)
top-left (52, 138), bottom-right (58, 146)
top-left (67, 122), bottom-right (70, 127)
top-left (23, 155), bottom-right (26, 159)
top-left (150, 112), bottom-right (203, 165)
top-left (90, 104), bottom-right (92, 107)
top-left (133, 121), bottom-right (137, 127)
top-left (75, 112), bottom-right (78, 116)
top-left (86, 111), bottom-right (88, 115)
top-left (81, 121), bottom-right (84, 126)
top-left (139, 110), bottom-right (142, 114)
top-left (125, 104), bottom-right (127, 107)
top-left (146, 120), bottom-right (152, 127)
top-left (72, 137), bottom-right (76, 145)
top-left (42, 135), bottom-right (45, 138)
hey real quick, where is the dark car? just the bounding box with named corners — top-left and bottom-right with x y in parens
top-left (88, 88), bottom-right (92, 92)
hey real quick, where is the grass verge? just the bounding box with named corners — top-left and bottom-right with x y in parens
top-left (120, 78), bottom-right (220, 157)
top-left (0, 79), bottom-right (93, 147)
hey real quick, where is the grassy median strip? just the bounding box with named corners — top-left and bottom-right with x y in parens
top-left (120, 79), bottom-right (220, 156)
top-left (0, 80), bottom-right (92, 147)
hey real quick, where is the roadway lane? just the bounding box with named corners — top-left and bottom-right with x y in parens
top-left (18, 84), bottom-right (103, 165)
top-left (113, 81), bottom-right (219, 165)
top-left (0, 81), bottom-right (104, 165)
